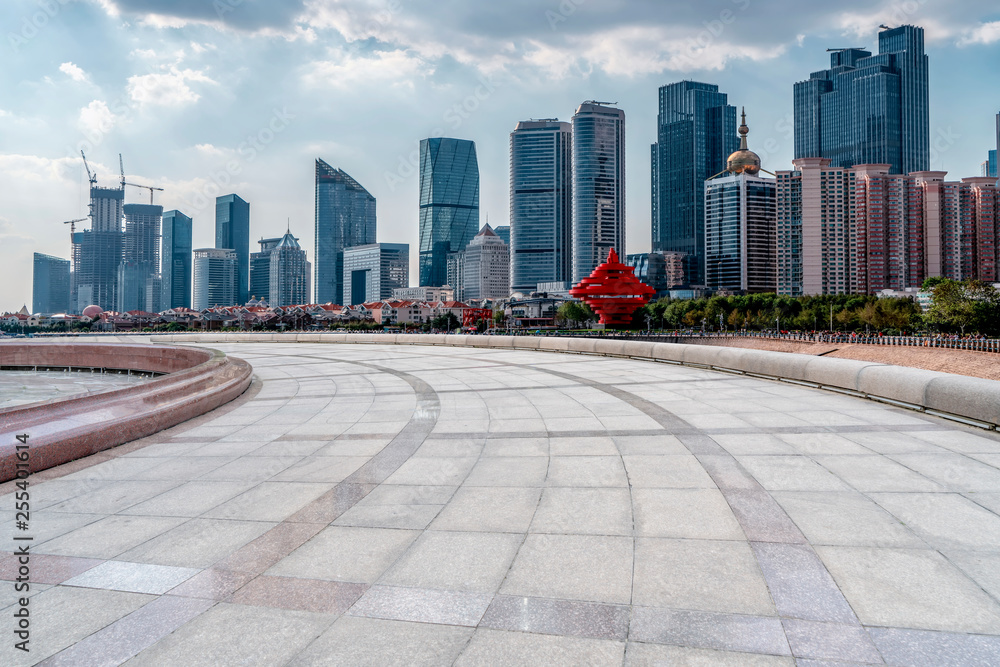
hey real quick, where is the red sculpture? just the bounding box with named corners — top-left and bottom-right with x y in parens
top-left (569, 248), bottom-right (656, 328)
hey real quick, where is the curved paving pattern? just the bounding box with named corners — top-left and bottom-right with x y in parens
top-left (3, 342), bottom-right (1000, 665)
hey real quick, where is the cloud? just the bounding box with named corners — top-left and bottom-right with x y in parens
top-left (97, 0), bottom-right (307, 31)
top-left (126, 67), bottom-right (216, 108)
top-left (78, 100), bottom-right (119, 138)
top-left (959, 21), bottom-right (1000, 45)
top-left (59, 62), bottom-right (89, 83)
top-left (304, 49), bottom-right (430, 90)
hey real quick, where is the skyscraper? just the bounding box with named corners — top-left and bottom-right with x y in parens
top-left (192, 248), bottom-right (238, 310)
top-left (793, 25), bottom-right (929, 175)
top-left (250, 236), bottom-right (282, 302)
top-left (32, 253), bottom-right (70, 314)
top-left (651, 82), bottom-right (738, 286)
top-left (118, 203), bottom-right (162, 312)
top-left (343, 243), bottom-right (410, 306)
top-left (161, 210), bottom-right (193, 310)
top-left (215, 194), bottom-right (250, 305)
top-left (73, 185), bottom-right (124, 312)
top-left (418, 138), bottom-right (480, 287)
top-left (314, 159), bottom-right (376, 304)
top-left (269, 231), bottom-right (311, 308)
top-left (704, 112), bottom-right (776, 294)
top-left (509, 119), bottom-right (573, 293)
top-left (452, 224), bottom-right (510, 301)
top-left (572, 102), bottom-right (626, 284)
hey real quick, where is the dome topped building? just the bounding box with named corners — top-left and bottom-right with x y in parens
top-left (726, 108), bottom-right (761, 176)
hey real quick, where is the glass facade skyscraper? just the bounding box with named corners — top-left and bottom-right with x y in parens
top-left (118, 203), bottom-right (162, 312)
top-left (215, 194), bottom-right (250, 306)
top-left (269, 231), bottom-right (310, 308)
top-left (343, 243), bottom-right (409, 306)
top-left (650, 81), bottom-right (737, 287)
top-left (161, 210), bottom-right (192, 310)
top-left (572, 102), bottom-right (626, 284)
top-left (250, 237), bottom-right (282, 303)
top-left (32, 252), bottom-right (70, 314)
top-left (315, 159), bottom-right (376, 304)
top-left (192, 248), bottom-right (238, 310)
top-left (418, 138), bottom-right (480, 287)
top-left (793, 25), bottom-right (929, 175)
top-left (509, 119), bottom-right (573, 293)
top-left (73, 185), bottom-right (124, 312)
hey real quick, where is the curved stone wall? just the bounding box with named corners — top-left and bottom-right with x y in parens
top-left (0, 342), bottom-right (253, 481)
top-left (148, 332), bottom-right (1000, 430)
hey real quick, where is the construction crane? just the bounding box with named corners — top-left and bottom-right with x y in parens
top-left (124, 182), bottom-right (164, 204)
top-left (62, 218), bottom-right (88, 244)
top-left (119, 153), bottom-right (126, 189)
top-left (80, 150), bottom-right (97, 185)
top-left (826, 47), bottom-right (866, 52)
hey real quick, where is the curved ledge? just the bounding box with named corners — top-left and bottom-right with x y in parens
top-left (0, 342), bottom-right (253, 481)
top-left (149, 333), bottom-right (1000, 430)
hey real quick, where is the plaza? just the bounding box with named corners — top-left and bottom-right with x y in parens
top-left (2, 339), bottom-right (1000, 665)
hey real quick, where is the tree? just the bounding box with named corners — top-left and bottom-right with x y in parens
top-left (927, 279), bottom-right (975, 334)
top-left (556, 301), bottom-right (593, 329)
top-left (431, 312), bottom-right (461, 331)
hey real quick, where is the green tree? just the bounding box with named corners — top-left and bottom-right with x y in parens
top-left (431, 312), bottom-right (461, 331)
top-left (556, 301), bottom-right (594, 328)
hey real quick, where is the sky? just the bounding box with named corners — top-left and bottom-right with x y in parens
top-left (1, 0), bottom-right (999, 312)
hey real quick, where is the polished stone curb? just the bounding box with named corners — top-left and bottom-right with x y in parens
top-left (0, 342), bottom-right (252, 481)
top-left (150, 333), bottom-right (1000, 430)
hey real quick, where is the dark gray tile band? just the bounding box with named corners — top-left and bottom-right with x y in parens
top-left (629, 606), bottom-right (791, 656)
top-left (480, 594), bottom-right (630, 641)
top-left (867, 627), bottom-right (1000, 666)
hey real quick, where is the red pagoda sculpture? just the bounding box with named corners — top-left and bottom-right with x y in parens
top-left (569, 249), bottom-right (656, 328)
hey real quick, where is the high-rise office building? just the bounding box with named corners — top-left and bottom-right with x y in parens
top-left (984, 112), bottom-right (999, 178)
top-left (269, 231), bottom-right (311, 308)
top-left (250, 236), bottom-right (282, 303)
top-left (572, 102), bottom-right (626, 284)
top-left (452, 224), bottom-right (509, 302)
top-left (509, 119), bottom-right (573, 293)
top-left (73, 185), bottom-right (124, 312)
top-left (493, 225), bottom-right (511, 247)
top-left (651, 82), bottom-right (738, 286)
top-left (704, 112), bottom-right (776, 293)
top-left (161, 210), bottom-right (193, 310)
top-left (343, 243), bottom-right (410, 306)
top-left (32, 253), bottom-right (70, 314)
top-left (315, 159), bottom-right (376, 305)
top-left (418, 138), bottom-right (480, 287)
top-left (794, 25), bottom-right (929, 175)
top-left (192, 248), bottom-right (238, 310)
top-left (118, 203), bottom-right (162, 312)
top-left (215, 194), bottom-right (250, 305)
top-left (625, 251), bottom-right (687, 296)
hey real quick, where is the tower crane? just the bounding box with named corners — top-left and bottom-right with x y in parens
top-left (119, 153), bottom-right (126, 190)
top-left (124, 182), bottom-right (165, 204)
top-left (80, 150), bottom-right (97, 185)
top-left (62, 218), bottom-right (88, 244)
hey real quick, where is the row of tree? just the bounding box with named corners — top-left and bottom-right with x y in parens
top-left (551, 279), bottom-right (1000, 336)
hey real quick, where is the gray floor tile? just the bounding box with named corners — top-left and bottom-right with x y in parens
top-left (547, 456), bottom-right (629, 487)
top-left (430, 486), bottom-right (541, 533)
top-left (292, 615), bottom-right (472, 666)
top-left (463, 456), bottom-right (549, 487)
top-left (378, 530), bottom-right (522, 593)
top-left (871, 492), bottom-right (1000, 551)
top-left (348, 585), bottom-right (491, 626)
top-left (34, 515), bottom-right (188, 559)
top-left (781, 619), bottom-right (881, 663)
top-left (629, 607), bottom-right (790, 656)
top-left (267, 526), bottom-right (419, 583)
top-left (868, 626), bottom-right (1000, 667)
top-left (455, 628), bottom-right (625, 666)
top-left (772, 491), bottom-right (923, 548)
top-left (481, 594), bottom-right (630, 641)
top-left (624, 643), bottom-right (794, 666)
top-left (622, 454), bottom-right (717, 488)
top-left (632, 488), bottom-right (743, 539)
top-left (62, 560), bottom-right (198, 594)
top-left (114, 518), bottom-right (275, 568)
top-left (530, 487), bottom-right (632, 536)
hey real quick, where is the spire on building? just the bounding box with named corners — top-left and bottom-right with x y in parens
top-left (726, 108), bottom-right (762, 176)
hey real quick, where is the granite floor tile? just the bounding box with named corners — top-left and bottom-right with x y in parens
top-left (463, 456), bottom-right (549, 487)
top-left (888, 453), bottom-right (1000, 491)
top-left (752, 542), bottom-right (858, 623)
top-left (382, 456), bottom-right (479, 486)
top-left (530, 487), bottom-right (632, 536)
top-left (0, 553), bottom-right (103, 584)
top-left (624, 642), bottom-right (795, 666)
top-left (817, 545), bottom-right (1000, 633)
top-left (34, 515), bottom-right (188, 559)
top-left (348, 584), bottom-right (492, 626)
top-left (815, 455), bottom-right (944, 492)
top-left (500, 534), bottom-right (633, 604)
top-left (413, 438), bottom-right (484, 457)
top-left (116, 481), bottom-right (255, 517)
top-left (632, 488), bottom-right (744, 539)
top-left (771, 491), bottom-right (923, 548)
top-left (546, 456), bottom-right (629, 487)
top-left (201, 481), bottom-right (331, 522)
top-left (378, 530), bottom-right (522, 593)
top-left (870, 492), bottom-right (1000, 551)
top-left (628, 607), bottom-right (791, 657)
top-left (548, 436), bottom-right (620, 456)
top-left (480, 594), bottom-right (630, 641)
top-left (291, 615), bottom-right (473, 666)
top-left (621, 454), bottom-right (717, 488)
top-left (333, 502), bottom-right (443, 529)
top-left (355, 484), bottom-right (456, 506)
top-left (781, 619), bottom-right (881, 663)
top-left (214, 521), bottom-right (325, 574)
top-left (196, 456), bottom-right (302, 482)
top-left (481, 437), bottom-right (549, 457)
top-left (124, 602), bottom-right (335, 667)
top-left (945, 550), bottom-right (1000, 600)
top-left (430, 486), bottom-right (541, 533)
top-left (166, 567), bottom-right (255, 600)
top-left (130, 456), bottom-right (237, 481)
top-left (38, 595), bottom-right (214, 667)
top-left (266, 526), bottom-right (419, 583)
top-left (611, 434), bottom-right (689, 455)
top-left (63, 560), bottom-right (199, 594)
top-left (1, 511), bottom-right (103, 548)
top-left (737, 456), bottom-right (852, 492)
top-left (229, 575), bottom-right (367, 614)
top-left (455, 628), bottom-right (625, 666)
top-left (46, 480), bottom-right (184, 514)
top-left (775, 433), bottom-right (874, 456)
top-left (633, 538), bottom-right (775, 615)
top-left (723, 488), bottom-right (807, 544)
top-left (705, 433), bottom-right (799, 456)
top-left (867, 627), bottom-right (1000, 667)
top-left (0, 586), bottom-right (152, 667)
top-left (116, 518), bottom-right (275, 568)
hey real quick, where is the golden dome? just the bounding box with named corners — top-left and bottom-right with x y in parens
top-left (726, 108), bottom-right (761, 176)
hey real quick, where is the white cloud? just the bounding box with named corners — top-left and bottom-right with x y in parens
top-left (959, 21), bottom-right (1000, 45)
top-left (304, 49), bottom-right (430, 90)
top-left (126, 67), bottom-right (216, 108)
top-left (78, 100), bottom-right (119, 138)
top-left (59, 62), bottom-right (89, 83)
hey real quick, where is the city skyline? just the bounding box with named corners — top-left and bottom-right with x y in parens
top-left (2, 1), bottom-right (1000, 311)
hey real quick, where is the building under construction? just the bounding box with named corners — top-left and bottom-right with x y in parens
top-left (72, 185), bottom-right (124, 312)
